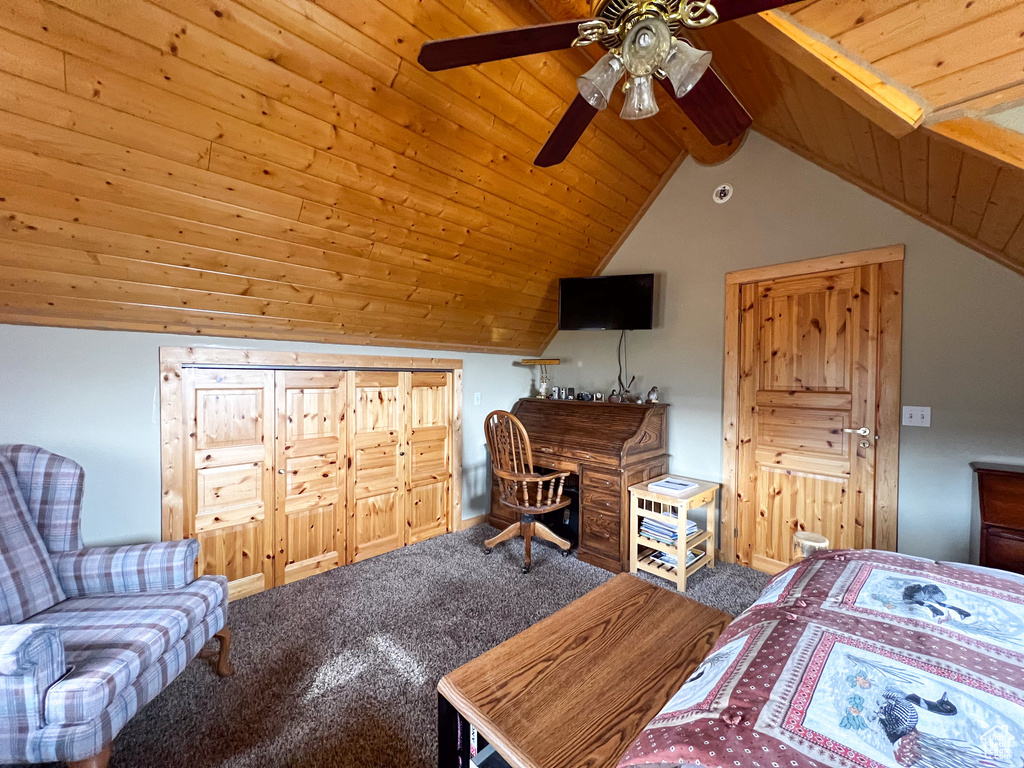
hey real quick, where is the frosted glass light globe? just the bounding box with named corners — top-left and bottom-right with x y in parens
top-left (576, 53), bottom-right (624, 110)
top-left (621, 74), bottom-right (659, 120)
top-left (662, 39), bottom-right (712, 97)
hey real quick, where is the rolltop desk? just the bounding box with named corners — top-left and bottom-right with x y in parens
top-left (488, 398), bottom-right (669, 572)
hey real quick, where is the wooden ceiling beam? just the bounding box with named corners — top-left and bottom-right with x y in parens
top-left (929, 117), bottom-right (1024, 175)
top-left (735, 12), bottom-right (926, 138)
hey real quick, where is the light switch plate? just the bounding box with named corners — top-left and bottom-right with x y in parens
top-left (473, 392), bottom-right (481, 406)
top-left (902, 406), bottom-right (931, 427)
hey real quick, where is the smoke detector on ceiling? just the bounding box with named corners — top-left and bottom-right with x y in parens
top-left (713, 184), bottom-right (733, 204)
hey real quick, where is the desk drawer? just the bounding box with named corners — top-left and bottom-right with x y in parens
top-left (582, 510), bottom-right (619, 551)
top-left (582, 467), bottom-right (621, 493)
top-left (583, 487), bottom-right (620, 516)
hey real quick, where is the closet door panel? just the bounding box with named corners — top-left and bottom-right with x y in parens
top-left (349, 371), bottom-right (407, 562)
top-left (408, 371), bottom-right (451, 544)
top-left (186, 369), bottom-right (275, 601)
top-left (275, 371), bottom-right (347, 585)
top-left (409, 482), bottom-right (448, 543)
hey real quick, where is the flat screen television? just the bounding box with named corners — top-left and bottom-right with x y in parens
top-left (558, 273), bottom-right (654, 331)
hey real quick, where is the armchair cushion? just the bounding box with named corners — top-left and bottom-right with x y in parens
top-left (0, 445), bottom-right (84, 553)
top-left (32, 575), bottom-right (224, 724)
top-left (51, 540), bottom-right (200, 598)
top-left (0, 624), bottom-right (65, 732)
top-left (0, 457), bottom-right (65, 625)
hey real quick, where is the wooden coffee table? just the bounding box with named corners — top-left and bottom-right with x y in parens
top-left (437, 573), bottom-right (731, 768)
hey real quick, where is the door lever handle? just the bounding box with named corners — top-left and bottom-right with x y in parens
top-left (843, 427), bottom-right (871, 436)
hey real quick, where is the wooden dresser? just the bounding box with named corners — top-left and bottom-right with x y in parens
top-left (973, 462), bottom-right (1024, 574)
top-left (488, 399), bottom-right (669, 573)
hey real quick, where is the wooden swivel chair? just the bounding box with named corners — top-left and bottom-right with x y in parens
top-left (484, 410), bottom-right (572, 573)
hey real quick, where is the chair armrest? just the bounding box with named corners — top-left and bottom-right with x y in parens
top-left (0, 624), bottom-right (65, 730)
top-left (492, 469), bottom-right (572, 483)
top-left (52, 540), bottom-right (200, 597)
top-left (494, 469), bottom-right (571, 509)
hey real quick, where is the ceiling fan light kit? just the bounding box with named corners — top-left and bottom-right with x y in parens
top-left (417, 0), bottom-right (771, 166)
top-left (621, 75), bottom-right (659, 120)
top-left (577, 53), bottom-right (625, 110)
top-left (663, 39), bottom-right (713, 97)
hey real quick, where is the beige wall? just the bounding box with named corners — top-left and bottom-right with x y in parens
top-left (0, 326), bottom-right (531, 545)
top-left (545, 132), bottom-right (1024, 564)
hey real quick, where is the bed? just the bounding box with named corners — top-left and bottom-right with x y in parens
top-left (616, 549), bottom-right (1024, 768)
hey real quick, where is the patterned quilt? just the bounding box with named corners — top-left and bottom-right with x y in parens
top-left (617, 549), bottom-right (1024, 768)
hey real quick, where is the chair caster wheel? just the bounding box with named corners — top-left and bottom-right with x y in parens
top-left (522, 565), bottom-right (531, 574)
top-left (484, 548), bottom-right (492, 555)
top-left (561, 549), bottom-right (571, 558)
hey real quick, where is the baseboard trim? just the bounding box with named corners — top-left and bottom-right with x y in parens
top-left (457, 514), bottom-right (487, 531)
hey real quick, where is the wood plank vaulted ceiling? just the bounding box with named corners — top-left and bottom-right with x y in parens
top-left (0, 0), bottom-right (1022, 353)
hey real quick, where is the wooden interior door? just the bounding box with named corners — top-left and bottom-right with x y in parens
top-left (407, 371), bottom-right (452, 544)
top-left (185, 368), bottom-right (275, 600)
top-left (274, 370), bottom-right (347, 586)
top-left (348, 371), bottom-right (408, 562)
top-left (737, 264), bottom-right (882, 573)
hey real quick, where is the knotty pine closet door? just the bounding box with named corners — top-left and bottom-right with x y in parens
top-left (173, 360), bottom-right (455, 599)
top-left (408, 372), bottom-right (452, 544)
top-left (347, 370), bottom-right (455, 560)
top-left (274, 370), bottom-right (347, 586)
top-left (348, 371), bottom-right (408, 562)
top-left (185, 368), bottom-right (276, 601)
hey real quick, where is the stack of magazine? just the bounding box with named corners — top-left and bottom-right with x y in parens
top-left (647, 477), bottom-right (698, 497)
top-left (640, 516), bottom-right (698, 545)
top-left (650, 549), bottom-right (700, 569)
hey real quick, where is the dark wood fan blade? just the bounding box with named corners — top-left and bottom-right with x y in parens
top-left (418, 20), bottom-right (587, 72)
top-left (534, 95), bottom-right (598, 167)
top-left (715, 0), bottom-right (799, 23)
top-left (660, 71), bottom-right (752, 145)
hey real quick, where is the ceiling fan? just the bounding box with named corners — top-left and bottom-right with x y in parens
top-left (419, 1), bottom-right (792, 167)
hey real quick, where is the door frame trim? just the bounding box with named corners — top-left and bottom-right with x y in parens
top-left (159, 346), bottom-right (463, 546)
top-left (720, 246), bottom-right (904, 563)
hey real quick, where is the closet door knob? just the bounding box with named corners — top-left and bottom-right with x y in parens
top-left (278, 469), bottom-right (286, 474)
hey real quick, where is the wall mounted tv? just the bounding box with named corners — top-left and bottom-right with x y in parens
top-left (558, 273), bottom-right (654, 331)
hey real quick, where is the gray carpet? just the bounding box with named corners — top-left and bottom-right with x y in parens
top-left (39, 527), bottom-right (770, 768)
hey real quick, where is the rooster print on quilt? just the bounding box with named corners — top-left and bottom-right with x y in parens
top-left (617, 550), bottom-right (1024, 768)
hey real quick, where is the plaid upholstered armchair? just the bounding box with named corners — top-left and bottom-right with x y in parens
top-left (0, 445), bottom-right (233, 768)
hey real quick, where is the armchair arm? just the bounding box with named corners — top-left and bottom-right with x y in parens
top-left (494, 469), bottom-right (571, 510)
top-left (52, 539), bottom-right (200, 597)
top-left (492, 469), bottom-right (572, 483)
top-left (0, 624), bottom-right (65, 730)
